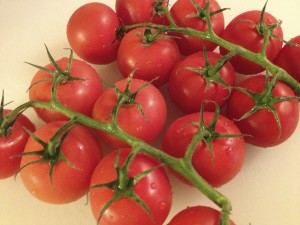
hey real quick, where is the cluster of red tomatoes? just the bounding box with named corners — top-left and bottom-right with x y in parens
top-left (1, 0), bottom-right (300, 225)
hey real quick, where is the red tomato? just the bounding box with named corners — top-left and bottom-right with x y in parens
top-left (170, 0), bottom-right (225, 55)
top-left (92, 78), bottom-right (167, 147)
top-left (89, 148), bottom-right (172, 225)
top-left (117, 27), bottom-right (180, 87)
top-left (226, 75), bottom-right (299, 147)
top-left (116, 0), bottom-right (168, 25)
top-left (162, 112), bottom-right (245, 187)
top-left (220, 10), bottom-right (283, 75)
top-left (29, 57), bottom-right (103, 123)
top-left (67, 2), bottom-right (121, 64)
top-left (167, 205), bottom-right (236, 225)
top-left (274, 35), bottom-right (300, 82)
top-left (20, 121), bottom-right (103, 204)
top-left (168, 51), bottom-right (236, 113)
top-left (0, 110), bottom-right (35, 179)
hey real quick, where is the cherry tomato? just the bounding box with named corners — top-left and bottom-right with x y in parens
top-left (20, 121), bottom-right (103, 204)
top-left (170, 0), bottom-right (225, 55)
top-left (0, 110), bottom-right (35, 179)
top-left (29, 57), bottom-right (103, 123)
top-left (220, 10), bottom-right (283, 75)
top-left (162, 112), bottom-right (245, 187)
top-left (89, 148), bottom-right (172, 225)
top-left (167, 205), bottom-right (236, 225)
top-left (274, 35), bottom-right (300, 82)
top-left (168, 51), bottom-right (236, 113)
top-left (92, 78), bottom-right (167, 147)
top-left (67, 2), bottom-right (121, 64)
top-left (117, 27), bottom-right (180, 87)
top-left (116, 0), bottom-right (168, 25)
top-left (226, 75), bottom-right (299, 147)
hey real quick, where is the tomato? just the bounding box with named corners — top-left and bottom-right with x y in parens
top-left (168, 51), bottom-right (236, 113)
top-left (92, 78), bottom-right (167, 147)
top-left (89, 148), bottom-right (172, 225)
top-left (162, 112), bottom-right (245, 187)
top-left (220, 10), bottom-right (283, 75)
top-left (67, 2), bottom-right (121, 64)
top-left (167, 205), bottom-right (236, 225)
top-left (274, 35), bottom-right (300, 82)
top-left (20, 121), bottom-right (103, 204)
top-left (29, 57), bottom-right (103, 123)
top-left (116, 0), bottom-right (168, 25)
top-left (226, 74), bottom-right (299, 147)
top-left (169, 0), bottom-right (225, 55)
top-left (0, 110), bottom-right (35, 179)
top-left (117, 27), bottom-right (180, 87)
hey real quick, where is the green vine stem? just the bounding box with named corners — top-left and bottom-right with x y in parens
top-left (119, 6), bottom-right (300, 94)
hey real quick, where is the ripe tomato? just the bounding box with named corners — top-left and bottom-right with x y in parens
top-left (67, 2), bottom-right (121, 64)
top-left (0, 110), bottom-right (35, 179)
top-left (117, 27), bottom-right (180, 87)
top-left (170, 0), bottom-right (225, 55)
top-left (89, 148), bottom-right (172, 225)
top-left (167, 205), bottom-right (236, 225)
top-left (226, 75), bottom-right (299, 147)
top-left (20, 121), bottom-right (103, 204)
top-left (92, 78), bottom-right (167, 147)
top-left (162, 112), bottom-right (245, 187)
top-left (274, 35), bottom-right (300, 82)
top-left (29, 57), bottom-right (103, 123)
top-left (116, 0), bottom-right (168, 25)
top-left (168, 51), bottom-right (236, 113)
top-left (220, 10), bottom-right (283, 75)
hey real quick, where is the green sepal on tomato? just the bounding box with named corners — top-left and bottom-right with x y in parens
top-left (162, 106), bottom-right (245, 187)
top-left (0, 109), bottom-right (36, 179)
top-left (168, 50), bottom-right (236, 113)
top-left (117, 27), bottom-right (181, 87)
top-left (226, 74), bottom-right (299, 147)
top-left (92, 77), bottom-right (167, 148)
top-left (220, 8), bottom-right (283, 75)
top-left (19, 121), bottom-right (103, 204)
top-left (28, 47), bottom-right (103, 123)
top-left (89, 148), bottom-right (172, 225)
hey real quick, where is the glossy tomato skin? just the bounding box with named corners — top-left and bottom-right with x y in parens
top-left (89, 148), bottom-right (172, 225)
top-left (117, 27), bottom-right (180, 87)
top-left (162, 112), bottom-right (245, 187)
top-left (168, 51), bottom-right (236, 113)
top-left (0, 110), bottom-right (35, 179)
top-left (226, 75), bottom-right (299, 147)
top-left (220, 10), bottom-right (283, 75)
top-left (20, 121), bottom-right (103, 204)
top-left (167, 206), bottom-right (236, 225)
top-left (29, 57), bottom-right (103, 123)
top-left (116, 0), bottom-right (168, 25)
top-left (170, 0), bottom-right (225, 55)
top-left (67, 2), bottom-right (121, 64)
top-left (274, 35), bottom-right (300, 82)
top-left (92, 78), bottom-right (167, 147)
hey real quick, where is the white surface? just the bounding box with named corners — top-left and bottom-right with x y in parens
top-left (1, 0), bottom-right (300, 225)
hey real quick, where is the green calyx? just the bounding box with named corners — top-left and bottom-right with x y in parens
top-left (185, 102), bottom-right (244, 163)
top-left (26, 45), bottom-right (84, 91)
top-left (235, 73), bottom-right (299, 140)
top-left (89, 149), bottom-right (160, 224)
top-left (0, 90), bottom-right (23, 137)
top-left (15, 119), bottom-right (79, 186)
top-left (178, 48), bottom-right (238, 92)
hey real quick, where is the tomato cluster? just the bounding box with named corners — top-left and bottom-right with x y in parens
top-left (1, 0), bottom-right (300, 225)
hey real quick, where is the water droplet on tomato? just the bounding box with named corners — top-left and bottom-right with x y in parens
top-left (159, 201), bottom-right (167, 210)
top-left (156, 63), bottom-right (162, 68)
top-left (150, 182), bottom-right (157, 190)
